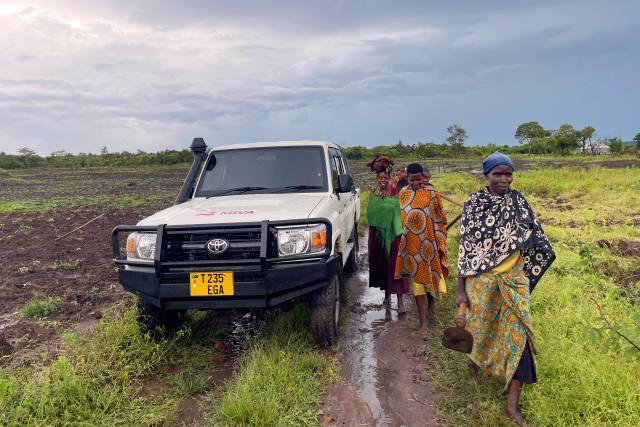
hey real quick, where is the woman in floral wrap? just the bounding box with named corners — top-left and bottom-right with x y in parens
top-left (456, 152), bottom-right (555, 426)
top-left (395, 163), bottom-right (449, 332)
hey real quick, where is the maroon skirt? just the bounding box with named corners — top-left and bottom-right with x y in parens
top-left (368, 227), bottom-right (409, 295)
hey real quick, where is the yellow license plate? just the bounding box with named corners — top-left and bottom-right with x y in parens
top-left (189, 272), bottom-right (234, 296)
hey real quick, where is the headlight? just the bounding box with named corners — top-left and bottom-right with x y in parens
top-left (126, 232), bottom-right (157, 260)
top-left (277, 224), bottom-right (327, 256)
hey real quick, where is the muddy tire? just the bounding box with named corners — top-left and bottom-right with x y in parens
top-left (137, 300), bottom-right (185, 340)
top-left (310, 273), bottom-right (341, 347)
top-left (344, 223), bottom-right (359, 274)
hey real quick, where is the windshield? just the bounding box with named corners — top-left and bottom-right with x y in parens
top-left (195, 146), bottom-right (328, 197)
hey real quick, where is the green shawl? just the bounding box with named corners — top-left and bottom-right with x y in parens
top-left (367, 195), bottom-right (403, 254)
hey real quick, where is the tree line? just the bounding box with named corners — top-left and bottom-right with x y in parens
top-left (0, 147), bottom-right (193, 169)
top-left (1, 125), bottom-right (638, 169)
top-left (514, 122), bottom-right (638, 156)
top-left (345, 123), bottom-right (639, 160)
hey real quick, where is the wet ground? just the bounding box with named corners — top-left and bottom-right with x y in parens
top-left (321, 237), bottom-right (440, 427)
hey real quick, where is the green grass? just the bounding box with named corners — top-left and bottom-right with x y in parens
top-left (52, 260), bottom-right (81, 270)
top-left (0, 200), bottom-right (67, 213)
top-left (212, 305), bottom-right (335, 426)
top-left (0, 195), bottom-right (163, 213)
top-left (2, 302), bottom-right (333, 427)
top-left (15, 224), bottom-right (33, 233)
top-left (18, 296), bottom-right (61, 319)
top-left (119, 196), bottom-right (148, 207)
top-left (1, 302), bottom-right (227, 426)
top-left (412, 166), bottom-right (640, 426)
top-left (2, 306), bottom-right (173, 426)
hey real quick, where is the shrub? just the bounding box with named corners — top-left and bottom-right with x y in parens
top-left (19, 296), bottom-right (61, 319)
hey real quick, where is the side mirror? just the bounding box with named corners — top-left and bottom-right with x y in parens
top-left (337, 174), bottom-right (353, 193)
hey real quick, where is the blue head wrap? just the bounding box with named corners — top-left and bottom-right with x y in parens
top-left (406, 163), bottom-right (423, 175)
top-left (482, 151), bottom-right (515, 175)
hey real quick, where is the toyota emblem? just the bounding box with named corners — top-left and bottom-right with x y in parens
top-left (206, 238), bottom-right (229, 254)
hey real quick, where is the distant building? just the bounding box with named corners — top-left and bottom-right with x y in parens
top-left (577, 139), bottom-right (610, 155)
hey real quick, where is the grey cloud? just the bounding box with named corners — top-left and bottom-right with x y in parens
top-left (0, 0), bottom-right (638, 153)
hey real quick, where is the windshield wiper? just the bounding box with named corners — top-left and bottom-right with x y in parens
top-left (206, 186), bottom-right (269, 198)
top-left (271, 185), bottom-right (323, 193)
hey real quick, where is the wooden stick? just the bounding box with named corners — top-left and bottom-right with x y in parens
top-left (423, 185), bottom-right (465, 207)
top-left (435, 191), bottom-right (464, 208)
top-left (446, 213), bottom-right (462, 231)
top-left (411, 394), bottom-right (427, 406)
top-left (55, 213), bottom-right (105, 241)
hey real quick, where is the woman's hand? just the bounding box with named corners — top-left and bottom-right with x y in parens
top-left (456, 276), bottom-right (469, 306)
top-left (455, 291), bottom-right (470, 307)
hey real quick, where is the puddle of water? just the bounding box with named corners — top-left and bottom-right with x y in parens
top-left (200, 308), bottom-right (278, 355)
top-left (336, 230), bottom-right (440, 427)
top-left (352, 311), bottom-right (403, 424)
top-left (227, 311), bottom-right (271, 353)
top-left (341, 245), bottom-right (408, 426)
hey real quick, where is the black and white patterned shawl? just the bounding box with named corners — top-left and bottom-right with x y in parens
top-left (457, 187), bottom-right (555, 290)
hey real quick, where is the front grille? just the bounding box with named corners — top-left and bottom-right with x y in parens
top-left (165, 227), bottom-right (263, 262)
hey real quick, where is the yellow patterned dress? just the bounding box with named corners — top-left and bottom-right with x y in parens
top-left (464, 251), bottom-right (537, 388)
top-left (394, 187), bottom-right (448, 295)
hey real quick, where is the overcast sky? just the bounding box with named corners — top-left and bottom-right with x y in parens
top-left (1, 1), bottom-right (638, 155)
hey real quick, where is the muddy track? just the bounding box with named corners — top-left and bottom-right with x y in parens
top-left (321, 236), bottom-right (440, 426)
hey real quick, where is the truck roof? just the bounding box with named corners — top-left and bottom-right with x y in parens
top-left (211, 140), bottom-right (340, 151)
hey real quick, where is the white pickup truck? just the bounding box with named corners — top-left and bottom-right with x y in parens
top-left (112, 139), bottom-right (360, 346)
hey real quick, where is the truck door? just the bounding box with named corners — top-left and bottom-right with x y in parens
top-left (329, 148), bottom-right (348, 257)
top-left (339, 149), bottom-right (359, 227)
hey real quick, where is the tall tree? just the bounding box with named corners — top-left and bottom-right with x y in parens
top-left (17, 147), bottom-right (36, 157)
top-left (551, 124), bottom-right (579, 156)
top-left (17, 147), bottom-right (37, 167)
top-left (531, 136), bottom-right (552, 155)
top-left (633, 132), bottom-right (640, 150)
top-left (577, 126), bottom-right (596, 155)
top-left (514, 121), bottom-right (547, 154)
top-left (608, 137), bottom-right (623, 154)
top-left (446, 123), bottom-right (467, 157)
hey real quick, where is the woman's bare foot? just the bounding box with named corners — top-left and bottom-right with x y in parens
top-left (506, 379), bottom-right (526, 425)
top-left (416, 322), bottom-right (428, 335)
top-left (397, 295), bottom-right (406, 315)
top-left (427, 293), bottom-right (436, 317)
top-left (505, 406), bottom-right (527, 426)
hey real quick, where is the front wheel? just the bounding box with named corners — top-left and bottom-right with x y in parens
top-left (309, 273), bottom-right (341, 347)
top-left (137, 300), bottom-right (185, 340)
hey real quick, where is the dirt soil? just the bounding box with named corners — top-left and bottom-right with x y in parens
top-left (0, 167), bottom-right (188, 364)
top-left (597, 239), bottom-right (640, 259)
top-left (320, 238), bottom-right (440, 427)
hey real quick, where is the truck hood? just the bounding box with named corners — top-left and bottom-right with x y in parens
top-left (137, 193), bottom-right (328, 226)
